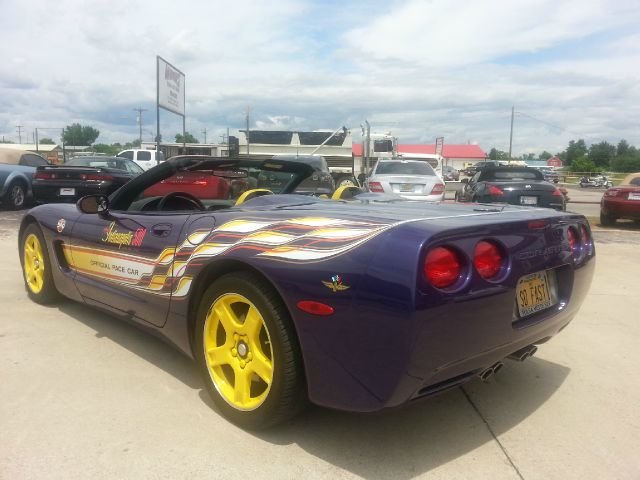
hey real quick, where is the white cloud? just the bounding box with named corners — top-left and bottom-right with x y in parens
top-left (0, 0), bottom-right (639, 155)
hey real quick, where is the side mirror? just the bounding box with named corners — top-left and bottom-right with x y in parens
top-left (461, 178), bottom-right (469, 184)
top-left (77, 194), bottom-right (109, 215)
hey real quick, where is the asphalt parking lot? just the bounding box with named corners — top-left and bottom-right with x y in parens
top-left (1, 207), bottom-right (639, 479)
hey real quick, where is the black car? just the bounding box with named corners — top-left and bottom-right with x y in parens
top-left (461, 160), bottom-right (503, 176)
top-left (456, 166), bottom-right (565, 210)
top-left (270, 154), bottom-right (335, 196)
top-left (32, 156), bottom-right (144, 204)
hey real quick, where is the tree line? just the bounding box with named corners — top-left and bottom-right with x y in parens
top-left (488, 139), bottom-right (640, 172)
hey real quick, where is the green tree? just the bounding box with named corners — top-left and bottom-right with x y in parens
top-left (520, 153), bottom-right (535, 162)
top-left (39, 138), bottom-right (55, 145)
top-left (538, 151), bottom-right (552, 161)
top-left (488, 148), bottom-right (509, 160)
top-left (175, 132), bottom-right (198, 143)
top-left (617, 139), bottom-right (630, 156)
top-left (564, 139), bottom-right (587, 166)
top-left (571, 157), bottom-right (599, 173)
top-left (93, 143), bottom-right (119, 155)
top-left (588, 141), bottom-right (616, 168)
top-left (62, 123), bottom-right (100, 145)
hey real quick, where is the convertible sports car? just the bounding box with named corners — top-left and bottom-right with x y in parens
top-left (19, 155), bottom-right (595, 429)
top-left (456, 166), bottom-right (566, 210)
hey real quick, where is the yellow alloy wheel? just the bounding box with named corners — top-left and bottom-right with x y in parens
top-left (203, 293), bottom-right (274, 411)
top-left (23, 233), bottom-right (45, 294)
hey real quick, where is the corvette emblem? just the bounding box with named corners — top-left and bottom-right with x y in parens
top-left (322, 275), bottom-right (350, 292)
top-left (56, 219), bottom-right (66, 233)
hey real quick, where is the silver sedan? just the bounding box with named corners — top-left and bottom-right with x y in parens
top-left (366, 160), bottom-right (445, 201)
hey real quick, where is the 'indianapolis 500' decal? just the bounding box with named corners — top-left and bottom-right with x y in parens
top-left (63, 216), bottom-right (393, 298)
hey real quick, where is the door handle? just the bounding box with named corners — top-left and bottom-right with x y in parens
top-left (151, 223), bottom-right (172, 237)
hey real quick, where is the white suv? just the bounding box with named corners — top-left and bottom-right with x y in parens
top-left (117, 149), bottom-right (165, 171)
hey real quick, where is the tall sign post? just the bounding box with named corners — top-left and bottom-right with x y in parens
top-left (156, 56), bottom-right (186, 159)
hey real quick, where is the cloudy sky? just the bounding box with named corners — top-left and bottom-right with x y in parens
top-left (1, 0), bottom-right (639, 155)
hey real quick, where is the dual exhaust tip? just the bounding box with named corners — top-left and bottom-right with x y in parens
top-left (478, 345), bottom-right (538, 382)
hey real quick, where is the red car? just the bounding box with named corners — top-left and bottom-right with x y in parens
top-left (600, 172), bottom-right (640, 226)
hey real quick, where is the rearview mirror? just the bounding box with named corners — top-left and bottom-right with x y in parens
top-left (77, 194), bottom-right (109, 215)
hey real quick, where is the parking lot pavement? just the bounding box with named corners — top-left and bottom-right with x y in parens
top-left (1, 211), bottom-right (640, 479)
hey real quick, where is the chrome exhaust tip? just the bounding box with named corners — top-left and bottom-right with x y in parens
top-left (508, 345), bottom-right (538, 362)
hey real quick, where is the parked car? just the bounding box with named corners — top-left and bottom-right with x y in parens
top-left (32, 156), bottom-right (144, 204)
top-left (117, 149), bottom-right (165, 170)
top-left (535, 166), bottom-right (560, 183)
top-left (442, 165), bottom-right (460, 181)
top-left (19, 155), bottom-right (595, 429)
top-left (600, 172), bottom-right (640, 226)
top-left (270, 154), bottom-right (335, 196)
top-left (366, 159), bottom-right (445, 201)
top-left (0, 149), bottom-right (49, 209)
top-left (456, 166), bottom-right (565, 210)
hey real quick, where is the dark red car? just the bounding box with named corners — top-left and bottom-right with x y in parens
top-left (600, 172), bottom-right (640, 226)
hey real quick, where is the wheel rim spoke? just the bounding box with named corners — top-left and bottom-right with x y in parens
top-left (207, 343), bottom-right (234, 367)
top-left (249, 351), bottom-right (273, 384)
top-left (233, 367), bottom-right (251, 404)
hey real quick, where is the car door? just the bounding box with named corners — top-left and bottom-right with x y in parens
top-left (68, 209), bottom-right (187, 327)
top-left (136, 150), bottom-right (153, 170)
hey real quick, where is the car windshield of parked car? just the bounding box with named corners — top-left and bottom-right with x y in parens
top-left (375, 161), bottom-right (436, 176)
top-left (480, 169), bottom-right (543, 181)
top-left (67, 157), bottom-right (140, 172)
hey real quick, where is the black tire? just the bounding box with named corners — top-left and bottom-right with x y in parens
top-left (5, 181), bottom-right (27, 210)
top-left (19, 223), bottom-right (61, 304)
top-left (600, 211), bottom-right (616, 227)
top-left (195, 272), bottom-right (305, 429)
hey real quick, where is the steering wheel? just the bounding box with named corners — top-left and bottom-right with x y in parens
top-left (156, 191), bottom-right (205, 211)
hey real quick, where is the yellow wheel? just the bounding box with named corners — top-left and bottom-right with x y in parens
top-left (195, 272), bottom-right (305, 429)
top-left (20, 224), bottom-right (60, 304)
top-left (204, 293), bottom-right (274, 411)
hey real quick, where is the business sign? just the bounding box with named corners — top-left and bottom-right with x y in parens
top-left (435, 137), bottom-right (444, 156)
top-left (157, 56), bottom-right (185, 116)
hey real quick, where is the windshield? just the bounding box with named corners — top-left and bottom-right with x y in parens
top-left (480, 168), bottom-right (543, 181)
top-left (111, 156), bottom-right (314, 211)
top-left (67, 157), bottom-right (133, 171)
top-left (375, 161), bottom-right (436, 176)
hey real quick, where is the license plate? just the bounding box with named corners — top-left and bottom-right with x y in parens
top-left (520, 196), bottom-right (537, 205)
top-left (400, 183), bottom-right (414, 192)
top-left (59, 188), bottom-right (76, 196)
top-left (516, 270), bottom-right (556, 318)
top-left (628, 193), bottom-right (640, 201)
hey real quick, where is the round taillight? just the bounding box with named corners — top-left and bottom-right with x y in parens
top-left (567, 227), bottom-right (578, 252)
top-left (424, 247), bottom-right (461, 288)
top-left (474, 241), bottom-right (503, 279)
top-left (580, 224), bottom-right (591, 254)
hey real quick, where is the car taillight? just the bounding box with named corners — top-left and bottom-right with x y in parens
top-left (567, 227), bottom-right (578, 253)
top-left (604, 189), bottom-right (620, 197)
top-left (424, 247), bottom-right (461, 288)
top-left (474, 241), bottom-right (503, 279)
top-left (368, 181), bottom-right (384, 193)
top-left (81, 174), bottom-right (115, 181)
top-left (430, 183), bottom-right (445, 195)
top-left (487, 184), bottom-right (504, 196)
top-left (580, 224), bottom-right (591, 254)
top-left (552, 188), bottom-right (563, 196)
top-left (34, 172), bottom-right (55, 179)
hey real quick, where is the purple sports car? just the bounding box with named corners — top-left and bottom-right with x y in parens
top-left (19, 156), bottom-right (595, 429)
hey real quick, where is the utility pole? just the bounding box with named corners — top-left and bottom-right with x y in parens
top-left (202, 127), bottom-right (207, 144)
top-left (246, 107), bottom-right (250, 156)
top-left (35, 128), bottom-right (39, 152)
top-left (508, 105), bottom-right (515, 161)
top-left (133, 107), bottom-right (147, 145)
top-left (16, 125), bottom-right (23, 144)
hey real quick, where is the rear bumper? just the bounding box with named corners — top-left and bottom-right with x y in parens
top-left (601, 198), bottom-right (640, 218)
top-left (300, 248), bottom-right (595, 412)
top-left (32, 182), bottom-right (113, 203)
